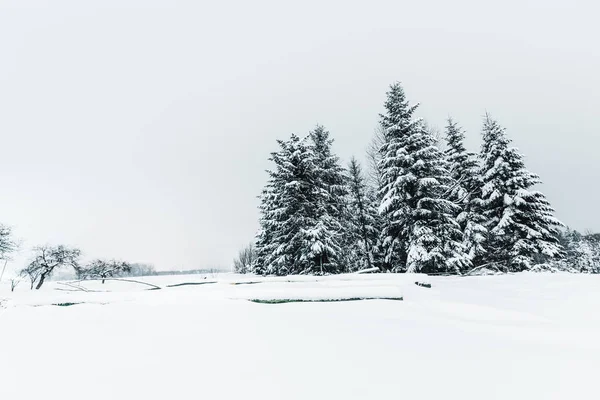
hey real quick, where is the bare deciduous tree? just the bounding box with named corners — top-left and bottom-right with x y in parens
top-left (83, 259), bottom-right (132, 283)
top-left (21, 245), bottom-right (81, 290)
top-left (366, 123), bottom-right (386, 190)
top-left (126, 263), bottom-right (156, 277)
top-left (422, 120), bottom-right (444, 150)
top-left (233, 243), bottom-right (256, 274)
top-left (0, 224), bottom-right (18, 282)
top-left (72, 264), bottom-right (87, 280)
top-left (10, 278), bottom-right (21, 292)
top-left (20, 263), bottom-right (41, 290)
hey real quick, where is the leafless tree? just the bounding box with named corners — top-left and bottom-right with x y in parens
top-left (366, 123), bottom-right (386, 190)
top-left (233, 243), bottom-right (256, 274)
top-left (10, 278), bottom-right (21, 292)
top-left (422, 120), bottom-right (444, 151)
top-left (0, 224), bottom-right (18, 282)
top-left (83, 259), bottom-right (132, 283)
top-left (21, 245), bottom-right (81, 290)
top-left (126, 263), bottom-right (156, 277)
top-left (72, 263), bottom-right (87, 280)
top-left (20, 263), bottom-right (42, 290)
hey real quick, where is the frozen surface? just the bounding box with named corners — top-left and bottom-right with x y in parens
top-left (1, 273), bottom-right (599, 399)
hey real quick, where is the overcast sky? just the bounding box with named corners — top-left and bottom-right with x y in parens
top-left (1, 0), bottom-right (598, 271)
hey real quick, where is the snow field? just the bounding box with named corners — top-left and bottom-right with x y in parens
top-left (1, 273), bottom-right (599, 399)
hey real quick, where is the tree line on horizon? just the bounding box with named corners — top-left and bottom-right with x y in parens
top-left (242, 82), bottom-right (599, 275)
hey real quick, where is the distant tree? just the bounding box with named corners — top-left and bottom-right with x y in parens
top-left (21, 245), bottom-right (81, 289)
top-left (585, 232), bottom-right (600, 244)
top-left (0, 224), bottom-right (18, 282)
top-left (478, 115), bottom-right (563, 271)
top-left (233, 243), bottom-right (256, 274)
top-left (577, 233), bottom-right (600, 273)
top-left (126, 263), bottom-right (157, 277)
top-left (83, 259), bottom-right (131, 283)
top-left (553, 229), bottom-right (600, 273)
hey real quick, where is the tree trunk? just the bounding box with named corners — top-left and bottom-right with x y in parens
top-left (320, 254), bottom-right (323, 275)
top-left (0, 259), bottom-right (8, 282)
top-left (102, 278), bottom-right (105, 284)
top-left (357, 199), bottom-right (373, 271)
top-left (361, 229), bottom-right (373, 270)
top-left (35, 273), bottom-right (47, 290)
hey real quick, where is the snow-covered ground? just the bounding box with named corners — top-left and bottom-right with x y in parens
top-left (1, 273), bottom-right (599, 399)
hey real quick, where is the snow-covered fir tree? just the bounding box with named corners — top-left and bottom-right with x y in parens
top-left (378, 83), bottom-right (468, 273)
top-left (253, 135), bottom-right (312, 275)
top-left (571, 233), bottom-right (600, 273)
top-left (253, 127), bottom-right (347, 276)
top-left (571, 238), bottom-right (600, 273)
top-left (444, 118), bottom-right (487, 267)
top-left (253, 84), bottom-right (575, 277)
top-left (479, 115), bottom-right (563, 271)
top-left (345, 157), bottom-right (381, 271)
top-left (305, 126), bottom-right (347, 274)
top-left (551, 229), bottom-right (599, 272)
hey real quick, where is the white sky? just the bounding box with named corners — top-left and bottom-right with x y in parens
top-left (1, 0), bottom-right (598, 271)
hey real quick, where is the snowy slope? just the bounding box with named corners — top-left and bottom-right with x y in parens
top-left (1, 273), bottom-right (599, 400)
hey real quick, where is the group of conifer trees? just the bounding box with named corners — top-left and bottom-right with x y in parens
top-left (251, 82), bottom-right (566, 275)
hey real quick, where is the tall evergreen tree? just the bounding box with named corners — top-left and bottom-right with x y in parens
top-left (346, 157), bottom-right (380, 271)
top-left (377, 83), bottom-right (417, 270)
top-left (303, 126), bottom-right (347, 273)
top-left (444, 118), bottom-right (487, 267)
top-left (253, 135), bottom-right (315, 275)
top-left (479, 115), bottom-right (563, 271)
top-left (378, 83), bottom-right (468, 273)
top-left (253, 127), bottom-right (347, 275)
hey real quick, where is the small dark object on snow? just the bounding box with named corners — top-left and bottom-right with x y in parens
top-left (415, 282), bottom-right (432, 288)
top-left (250, 297), bottom-right (403, 304)
top-left (167, 281), bottom-right (216, 288)
top-left (52, 302), bottom-right (81, 307)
